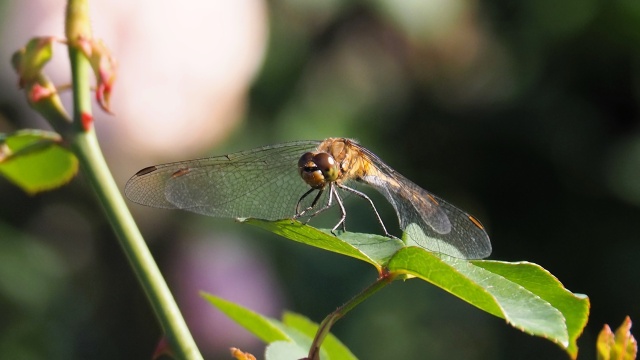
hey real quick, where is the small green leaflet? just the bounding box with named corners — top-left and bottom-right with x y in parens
top-left (0, 129), bottom-right (78, 194)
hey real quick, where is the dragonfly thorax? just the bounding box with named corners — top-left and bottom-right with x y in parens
top-left (298, 152), bottom-right (340, 189)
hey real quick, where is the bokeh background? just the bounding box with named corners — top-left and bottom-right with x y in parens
top-left (1, 0), bottom-right (639, 359)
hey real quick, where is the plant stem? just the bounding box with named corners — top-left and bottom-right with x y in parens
top-left (71, 132), bottom-right (203, 359)
top-left (65, 0), bottom-right (201, 358)
top-left (307, 270), bottom-right (396, 360)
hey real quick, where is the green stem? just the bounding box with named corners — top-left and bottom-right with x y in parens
top-left (64, 0), bottom-right (201, 358)
top-left (307, 271), bottom-right (396, 360)
top-left (71, 130), bottom-right (202, 360)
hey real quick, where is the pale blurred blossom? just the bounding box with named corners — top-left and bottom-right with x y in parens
top-left (2, 0), bottom-right (268, 166)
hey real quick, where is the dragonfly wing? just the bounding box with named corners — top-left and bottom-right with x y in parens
top-left (352, 142), bottom-right (491, 259)
top-left (364, 172), bottom-right (491, 259)
top-left (402, 186), bottom-right (491, 259)
top-left (125, 140), bottom-right (327, 220)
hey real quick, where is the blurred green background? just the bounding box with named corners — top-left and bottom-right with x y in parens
top-left (1, 0), bottom-right (639, 359)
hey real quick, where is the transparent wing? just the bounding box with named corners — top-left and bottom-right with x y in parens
top-left (355, 145), bottom-right (491, 259)
top-left (124, 140), bottom-right (329, 220)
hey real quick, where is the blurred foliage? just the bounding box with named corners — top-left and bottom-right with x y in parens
top-left (1, 0), bottom-right (640, 359)
top-left (203, 293), bottom-right (357, 360)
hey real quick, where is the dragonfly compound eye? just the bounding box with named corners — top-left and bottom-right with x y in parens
top-left (298, 152), bottom-right (326, 189)
top-left (314, 152), bottom-right (339, 182)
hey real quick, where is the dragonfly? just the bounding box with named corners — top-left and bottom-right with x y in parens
top-left (124, 137), bottom-right (491, 259)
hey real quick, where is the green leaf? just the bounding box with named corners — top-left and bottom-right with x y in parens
top-left (0, 130), bottom-right (78, 194)
top-left (241, 218), bottom-right (403, 272)
top-left (203, 293), bottom-right (354, 360)
top-left (388, 247), bottom-right (586, 355)
top-left (201, 293), bottom-right (291, 344)
top-left (244, 219), bottom-right (590, 358)
top-left (472, 260), bottom-right (590, 358)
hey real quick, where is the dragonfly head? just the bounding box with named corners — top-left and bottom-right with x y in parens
top-left (298, 152), bottom-right (340, 189)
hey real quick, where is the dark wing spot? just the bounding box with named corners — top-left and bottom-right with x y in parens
top-left (135, 166), bottom-right (158, 176)
top-left (427, 194), bottom-right (440, 205)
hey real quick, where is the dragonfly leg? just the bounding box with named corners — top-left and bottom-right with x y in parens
top-left (295, 188), bottom-right (323, 218)
top-left (330, 185), bottom-right (347, 235)
top-left (295, 186), bottom-right (336, 226)
top-left (295, 184), bottom-right (349, 235)
top-left (338, 184), bottom-right (395, 239)
top-left (302, 184), bottom-right (335, 221)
